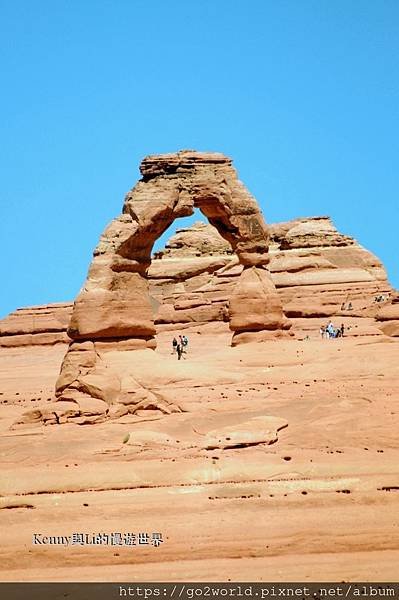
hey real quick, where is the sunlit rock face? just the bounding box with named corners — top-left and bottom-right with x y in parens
top-left (47, 150), bottom-right (286, 424)
top-left (149, 215), bottom-right (392, 326)
top-left (67, 150), bottom-right (285, 346)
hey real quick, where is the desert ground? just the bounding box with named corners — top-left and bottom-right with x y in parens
top-left (0, 320), bottom-right (398, 582)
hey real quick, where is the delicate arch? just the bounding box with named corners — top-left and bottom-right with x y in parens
top-left (55, 150), bottom-right (290, 407)
top-left (67, 151), bottom-right (284, 345)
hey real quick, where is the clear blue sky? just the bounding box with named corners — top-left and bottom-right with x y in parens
top-left (1, 0), bottom-right (398, 318)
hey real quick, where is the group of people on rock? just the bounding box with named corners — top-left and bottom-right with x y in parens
top-left (172, 334), bottom-right (189, 360)
top-left (340, 301), bottom-right (353, 311)
top-left (374, 294), bottom-right (389, 303)
top-left (320, 321), bottom-right (345, 339)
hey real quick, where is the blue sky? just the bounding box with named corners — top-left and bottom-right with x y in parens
top-left (0, 0), bottom-right (398, 318)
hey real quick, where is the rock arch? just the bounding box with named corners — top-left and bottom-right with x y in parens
top-left (54, 151), bottom-right (290, 410)
top-left (67, 151), bottom-right (288, 346)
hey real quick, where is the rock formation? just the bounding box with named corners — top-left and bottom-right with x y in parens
top-left (153, 220), bottom-right (233, 259)
top-left (67, 150), bottom-right (286, 346)
top-left (0, 303), bottom-right (72, 347)
top-left (0, 218), bottom-right (394, 351)
top-left (149, 216), bottom-right (392, 328)
top-left (376, 292), bottom-right (399, 336)
top-left (49, 150), bottom-right (288, 423)
top-left (1, 151), bottom-right (396, 428)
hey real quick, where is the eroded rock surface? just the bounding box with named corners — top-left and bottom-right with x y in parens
top-left (69, 150), bottom-right (282, 345)
top-left (376, 293), bottom-right (399, 336)
top-left (0, 303), bottom-right (72, 347)
top-left (49, 150), bottom-right (287, 421)
top-left (149, 215), bottom-right (393, 328)
top-left (1, 326), bottom-right (399, 582)
top-left (1, 216), bottom-right (393, 352)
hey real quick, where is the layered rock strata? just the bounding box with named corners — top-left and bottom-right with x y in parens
top-left (376, 293), bottom-right (399, 336)
top-left (149, 216), bottom-right (392, 327)
top-left (0, 303), bottom-right (72, 347)
top-left (0, 217), bottom-right (394, 351)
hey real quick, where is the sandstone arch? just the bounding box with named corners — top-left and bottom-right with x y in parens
top-left (54, 151), bottom-right (290, 415)
top-left (67, 151), bottom-right (288, 346)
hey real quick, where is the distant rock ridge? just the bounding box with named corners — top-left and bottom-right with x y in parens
top-left (0, 215), bottom-right (396, 348)
top-left (153, 221), bottom-right (233, 259)
top-left (269, 216), bottom-right (355, 249)
top-left (0, 303), bottom-right (72, 347)
top-left (149, 215), bottom-right (393, 327)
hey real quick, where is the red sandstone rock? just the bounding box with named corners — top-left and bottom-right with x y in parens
top-left (51, 150), bottom-right (286, 418)
top-left (149, 215), bottom-right (393, 335)
top-left (229, 266), bottom-right (290, 338)
top-left (153, 221), bottom-right (232, 258)
top-left (376, 293), bottom-right (399, 336)
top-left (0, 303), bottom-right (72, 347)
top-left (0, 213), bottom-right (395, 354)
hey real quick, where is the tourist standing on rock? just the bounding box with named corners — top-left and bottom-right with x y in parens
top-left (179, 334), bottom-right (187, 353)
top-left (176, 343), bottom-right (183, 360)
top-left (172, 337), bottom-right (178, 354)
top-left (340, 323), bottom-right (345, 337)
top-left (182, 334), bottom-right (188, 352)
top-left (320, 325), bottom-right (326, 339)
top-left (325, 321), bottom-right (333, 339)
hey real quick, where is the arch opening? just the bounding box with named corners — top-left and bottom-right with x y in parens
top-left (148, 208), bottom-right (235, 333)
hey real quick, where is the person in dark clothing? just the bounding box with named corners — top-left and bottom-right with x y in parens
top-left (172, 337), bottom-right (178, 354)
top-left (340, 323), bottom-right (345, 337)
top-left (176, 344), bottom-right (183, 360)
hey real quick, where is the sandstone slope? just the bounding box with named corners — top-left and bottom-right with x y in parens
top-left (0, 325), bottom-right (398, 581)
